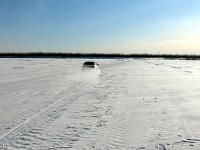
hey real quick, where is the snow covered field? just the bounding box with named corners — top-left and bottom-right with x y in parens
top-left (1, 58), bottom-right (200, 149)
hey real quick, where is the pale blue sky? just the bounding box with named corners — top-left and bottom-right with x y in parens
top-left (1, 0), bottom-right (200, 54)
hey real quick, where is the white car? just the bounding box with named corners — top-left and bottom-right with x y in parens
top-left (82, 61), bottom-right (99, 71)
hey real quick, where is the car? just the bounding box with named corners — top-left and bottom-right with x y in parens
top-left (82, 61), bottom-right (99, 71)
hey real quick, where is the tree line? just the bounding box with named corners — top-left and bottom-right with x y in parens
top-left (0, 52), bottom-right (200, 60)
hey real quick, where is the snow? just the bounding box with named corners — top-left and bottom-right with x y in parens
top-left (1, 58), bottom-right (200, 149)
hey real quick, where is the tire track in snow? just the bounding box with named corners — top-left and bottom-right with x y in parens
top-left (89, 66), bottom-right (129, 150)
top-left (0, 81), bottom-right (85, 146)
top-left (104, 116), bottom-right (128, 150)
top-left (16, 73), bottom-right (118, 149)
top-left (1, 70), bottom-right (113, 148)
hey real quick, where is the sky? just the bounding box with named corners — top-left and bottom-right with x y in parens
top-left (1, 0), bottom-right (200, 54)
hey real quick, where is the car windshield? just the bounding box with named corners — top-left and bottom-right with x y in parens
top-left (83, 62), bottom-right (95, 66)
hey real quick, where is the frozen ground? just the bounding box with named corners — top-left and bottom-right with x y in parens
top-left (1, 58), bottom-right (200, 149)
